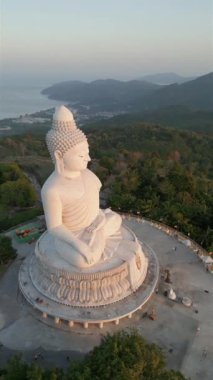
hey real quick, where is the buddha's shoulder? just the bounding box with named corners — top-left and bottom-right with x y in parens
top-left (82, 169), bottom-right (102, 188)
top-left (41, 173), bottom-right (61, 197)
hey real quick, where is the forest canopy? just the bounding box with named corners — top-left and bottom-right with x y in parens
top-left (0, 119), bottom-right (212, 251)
top-left (87, 123), bottom-right (213, 251)
top-left (0, 331), bottom-right (187, 380)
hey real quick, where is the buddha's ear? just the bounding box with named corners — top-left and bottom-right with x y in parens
top-left (54, 150), bottom-right (62, 161)
top-left (54, 150), bottom-right (64, 175)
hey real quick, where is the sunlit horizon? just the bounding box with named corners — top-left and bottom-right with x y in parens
top-left (1, 0), bottom-right (213, 86)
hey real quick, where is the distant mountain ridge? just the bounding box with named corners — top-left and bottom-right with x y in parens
top-left (142, 73), bottom-right (213, 111)
top-left (42, 72), bottom-right (213, 112)
top-left (42, 79), bottom-right (160, 111)
top-left (139, 72), bottom-right (196, 85)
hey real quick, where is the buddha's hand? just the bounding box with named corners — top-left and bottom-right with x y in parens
top-left (83, 243), bottom-right (100, 265)
top-left (86, 248), bottom-right (101, 265)
top-left (78, 242), bottom-right (101, 265)
top-left (78, 241), bottom-right (93, 262)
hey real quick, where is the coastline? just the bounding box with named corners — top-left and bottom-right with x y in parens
top-left (0, 85), bottom-right (63, 121)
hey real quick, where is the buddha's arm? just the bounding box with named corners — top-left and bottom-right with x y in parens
top-left (41, 188), bottom-right (91, 261)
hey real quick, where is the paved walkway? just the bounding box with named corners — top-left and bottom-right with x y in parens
top-left (0, 219), bottom-right (212, 379)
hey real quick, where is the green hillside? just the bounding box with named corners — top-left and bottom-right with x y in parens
top-left (0, 162), bottom-right (41, 231)
top-left (87, 123), bottom-right (213, 251)
top-left (0, 119), bottom-right (212, 250)
top-left (84, 106), bottom-right (213, 134)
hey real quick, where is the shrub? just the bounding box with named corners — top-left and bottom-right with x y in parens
top-left (0, 234), bottom-right (16, 265)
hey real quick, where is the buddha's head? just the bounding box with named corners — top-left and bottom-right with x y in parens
top-left (46, 106), bottom-right (90, 174)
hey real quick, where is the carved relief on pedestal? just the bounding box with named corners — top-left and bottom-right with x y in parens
top-left (30, 253), bottom-right (134, 307)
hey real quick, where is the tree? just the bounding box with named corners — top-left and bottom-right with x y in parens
top-left (0, 333), bottom-right (188, 380)
top-left (3, 355), bottom-right (28, 380)
top-left (0, 234), bottom-right (17, 265)
top-left (0, 179), bottom-right (37, 208)
top-left (67, 331), bottom-right (187, 380)
top-left (26, 365), bottom-right (44, 380)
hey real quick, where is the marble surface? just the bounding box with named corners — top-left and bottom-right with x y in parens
top-left (23, 106), bottom-right (149, 309)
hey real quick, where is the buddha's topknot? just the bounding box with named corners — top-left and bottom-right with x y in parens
top-left (46, 106), bottom-right (87, 162)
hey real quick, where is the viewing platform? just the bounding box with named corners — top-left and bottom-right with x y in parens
top-left (0, 217), bottom-right (212, 379)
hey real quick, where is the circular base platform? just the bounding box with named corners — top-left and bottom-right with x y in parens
top-left (30, 226), bottom-right (148, 307)
top-left (19, 240), bottom-right (159, 329)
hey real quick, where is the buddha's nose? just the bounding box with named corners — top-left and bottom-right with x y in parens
top-left (87, 154), bottom-right (91, 162)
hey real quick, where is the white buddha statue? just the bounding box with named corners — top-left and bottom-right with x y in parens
top-left (41, 106), bottom-right (122, 268)
top-left (29, 106), bottom-right (148, 307)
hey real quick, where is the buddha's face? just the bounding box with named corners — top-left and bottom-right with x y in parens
top-left (61, 141), bottom-right (91, 172)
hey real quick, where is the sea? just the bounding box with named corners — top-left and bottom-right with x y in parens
top-left (0, 85), bottom-right (63, 120)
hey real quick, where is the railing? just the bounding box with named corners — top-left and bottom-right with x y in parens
top-left (120, 212), bottom-right (212, 273)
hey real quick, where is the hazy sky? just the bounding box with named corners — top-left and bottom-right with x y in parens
top-left (1, 0), bottom-right (213, 85)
